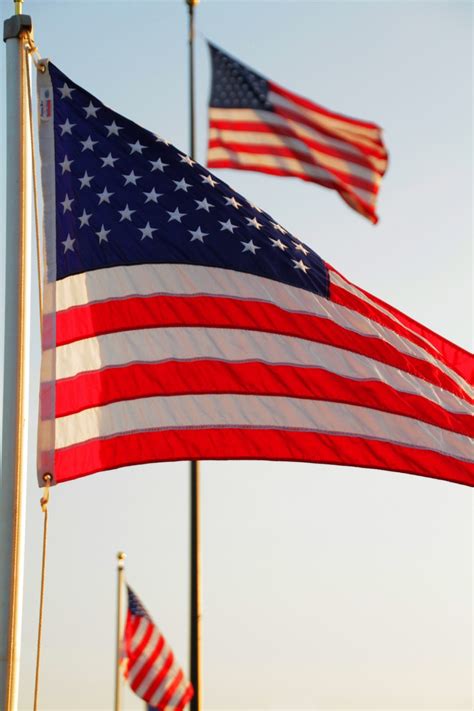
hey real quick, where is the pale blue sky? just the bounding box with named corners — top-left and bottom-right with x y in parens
top-left (0, 1), bottom-right (472, 709)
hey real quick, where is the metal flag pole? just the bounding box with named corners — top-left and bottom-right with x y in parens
top-left (0, 3), bottom-right (32, 709)
top-left (185, 3), bottom-right (202, 710)
top-left (114, 552), bottom-right (126, 711)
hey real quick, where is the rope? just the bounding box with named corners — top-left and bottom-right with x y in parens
top-left (33, 474), bottom-right (52, 711)
top-left (24, 39), bottom-right (51, 708)
top-left (23, 33), bottom-right (44, 331)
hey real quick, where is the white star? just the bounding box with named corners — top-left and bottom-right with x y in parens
top-left (78, 209), bottom-right (92, 228)
top-left (195, 198), bottom-right (214, 212)
top-left (201, 173), bottom-right (218, 187)
top-left (78, 171), bottom-right (93, 189)
top-left (59, 155), bottom-right (73, 174)
top-left (139, 222), bottom-right (157, 240)
top-left (188, 226), bottom-right (208, 243)
top-left (149, 158), bottom-right (168, 172)
top-left (272, 222), bottom-right (287, 234)
top-left (179, 153), bottom-right (196, 167)
top-left (292, 241), bottom-right (310, 255)
top-left (249, 202), bottom-right (264, 213)
top-left (292, 259), bottom-right (310, 273)
top-left (101, 153), bottom-right (119, 168)
top-left (60, 194), bottom-right (74, 213)
top-left (95, 225), bottom-right (110, 243)
top-left (155, 135), bottom-right (170, 146)
top-left (241, 239), bottom-right (260, 255)
top-left (62, 234), bottom-right (75, 252)
top-left (173, 178), bottom-right (192, 192)
top-left (123, 171), bottom-right (141, 186)
top-left (58, 82), bottom-right (74, 99)
top-left (167, 207), bottom-right (186, 223)
top-left (128, 140), bottom-right (145, 155)
top-left (224, 196), bottom-right (242, 209)
top-left (81, 135), bottom-right (98, 152)
top-left (105, 121), bottom-right (123, 137)
top-left (59, 118), bottom-right (75, 135)
top-left (246, 216), bottom-right (263, 230)
top-left (84, 101), bottom-right (100, 118)
top-left (269, 238), bottom-right (288, 251)
top-left (219, 219), bottom-right (238, 233)
top-left (143, 188), bottom-right (162, 203)
top-left (97, 186), bottom-right (114, 204)
top-left (118, 204), bottom-right (135, 222)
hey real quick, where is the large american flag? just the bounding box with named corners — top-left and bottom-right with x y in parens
top-left (122, 585), bottom-right (193, 710)
top-left (207, 43), bottom-right (388, 224)
top-left (37, 62), bottom-right (473, 487)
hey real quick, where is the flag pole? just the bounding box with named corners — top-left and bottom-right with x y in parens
top-left (0, 5), bottom-right (32, 710)
top-left (114, 552), bottom-right (126, 711)
top-left (185, 3), bottom-right (202, 710)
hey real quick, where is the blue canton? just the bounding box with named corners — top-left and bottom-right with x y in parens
top-left (49, 62), bottom-right (329, 297)
top-left (208, 43), bottom-right (271, 111)
top-left (127, 586), bottom-right (150, 619)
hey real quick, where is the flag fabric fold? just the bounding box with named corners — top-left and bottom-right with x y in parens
top-left (36, 61), bottom-right (473, 488)
top-left (123, 585), bottom-right (193, 710)
top-left (207, 43), bottom-right (388, 223)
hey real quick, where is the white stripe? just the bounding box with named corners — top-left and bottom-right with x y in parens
top-left (48, 325), bottom-right (471, 416)
top-left (268, 90), bottom-right (384, 147)
top-left (51, 264), bottom-right (472, 403)
top-left (128, 618), bottom-right (150, 655)
top-left (209, 127), bottom-right (379, 183)
top-left (128, 628), bottom-right (160, 685)
top-left (209, 108), bottom-right (387, 172)
top-left (148, 667), bottom-right (186, 708)
top-left (134, 640), bottom-right (170, 698)
top-left (165, 684), bottom-right (190, 709)
top-left (207, 146), bottom-right (376, 205)
top-left (54, 393), bottom-right (473, 462)
top-left (329, 270), bottom-right (472, 397)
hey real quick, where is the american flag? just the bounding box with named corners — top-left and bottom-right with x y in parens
top-left (37, 62), bottom-right (473, 487)
top-left (207, 43), bottom-right (388, 224)
top-left (122, 586), bottom-right (193, 710)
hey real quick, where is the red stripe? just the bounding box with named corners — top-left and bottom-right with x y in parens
top-left (269, 81), bottom-right (385, 133)
top-left (127, 621), bottom-right (154, 668)
top-left (206, 157), bottom-right (378, 221)
top-left (53, 428), bottom-right (474, 487)
top-left (329, 265), bottom-right (474, 380)
top-left (154, 668), bottom-right (184, 709)
top-left (329, 281), bottom-right (473, 393)
top-left (208, 138), bottom-right (378, 194)
top-left (143, 651), bottom-right (174, 703)
top-left (272, 104), bottom-right (387, 163)
top-left (55, 294), bottom-right (469, 402)
top-left (209, 117), bottom-right (381, 172)
top-left (126, 613), bottom-right (141, 640)
top-left (52, 361), bottom-right (472, 437)
top-left (174, 685), bottom-right (194, 711)
top-left (130, 635), bottom-right (165, 691)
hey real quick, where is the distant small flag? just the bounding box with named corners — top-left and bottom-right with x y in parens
top-left (207, 43), bottom-right (388, 223)
top-left (123, 586), bottom-right (193, 710)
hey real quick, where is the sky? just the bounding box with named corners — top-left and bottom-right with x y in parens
top-left (0, 1), bottom-right (472, 709)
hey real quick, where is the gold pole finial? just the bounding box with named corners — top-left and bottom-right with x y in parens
top-left (186, 0), bottom-right (200, 7)
top-left (117, 551), bottom-right (126, 569)
top-left (15, 1), bottom-right (24, 15)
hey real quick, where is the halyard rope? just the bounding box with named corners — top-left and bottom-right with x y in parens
top-left (33, 474), bottom-right (52, 711)
top-left (24, 35), bottom-right (51, 709)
